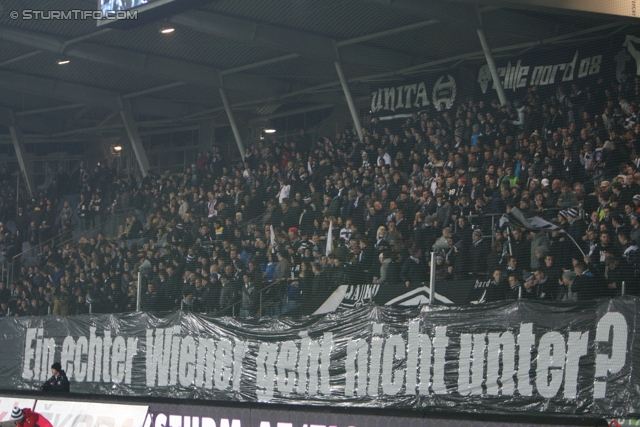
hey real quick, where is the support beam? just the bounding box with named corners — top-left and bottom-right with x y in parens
top-left (0, 108), bottom-right (34, 194)
top-left (477, 28), bottom-right (508, 106)
top-left (361, 0), bottom-right (559, 41)
top-left (171, 11), bottom-right (338, 62)
top-left (120, 98), bottom-right (151, 178)
top-left (249, 103), bottom-right (335, 124)
top-left (15, 103), bottom-right (84, 117)
top-left (0, 70), bottom-right (187, 118)
top-left (136, 22), bottom-right (631, 124)
top-left (0, 27), bottom-right (287, 98)
top-left (219, 19), bottom-right (438, 77)
top-left (219, 88), bottom-right (245, 160)
top-left (129, 97), bottom-right (189, 119)
top-left (171, 11), bottom-right (412, 69)
top-left (0, 51), bottom-right (43, 67)
top-left (15, 82), bottom-right (187, 118)
top-left (334, 62), bottom-right (364, 142)
top-left (0, 69), bottom-right (121, 110)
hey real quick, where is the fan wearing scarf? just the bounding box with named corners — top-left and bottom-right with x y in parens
top-left (10, 407), bottom-right (53, 427)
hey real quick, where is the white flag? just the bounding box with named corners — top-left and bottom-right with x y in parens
top-left (326, 221), bottom-right (333, 255)
top-left (270, 224), bottom-right (277, 253)
top-left (499, 207), bottom-right (564, 232)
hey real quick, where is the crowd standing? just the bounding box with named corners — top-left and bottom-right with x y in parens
top-left (2, 69), bottom-right (640, 318)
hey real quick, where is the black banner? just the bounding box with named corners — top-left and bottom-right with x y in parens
top-left (314, 279), bottom-right (491, 314)
top-left (475, 33), bottom-right (640, 100)
top-left (144, 401), bottom-right (597, 427)
top-left (370, 72), bottom-right (459, 120)
top-left (1, 300), bottom-right (639, 416)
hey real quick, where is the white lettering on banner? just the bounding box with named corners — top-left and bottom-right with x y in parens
top-left (403, 85), bottom-right (417, 109)
top-left (535, 332), bottom-right (566, 398)
top-left (383, 87), bottom-right (395, 112)
top-left (74, 336), bottom-right (88, 382)
top-left (431, 326), bottom-right (448, 394)
top-left (214, 338), bottom-right (234, 390)
top-left (300, 332), bottom-right (332, 397)
top-left (18, 313), bottom-right (630, 403)
top-left (564, 332), bottom-right (589, 399)
top-left (344, 339), bottom-right (365, 396)
top-left (367, 325), bottom-right (383, 396)
top-left (479, 50), bottom-right (602, 94)
top-left (486, 332), bottom-right (515, 396)
top-left (276, 340), bottom-right (298, 394)
top-left (459, 333), bottom-right (486, 396)
top-left (145, 329), bottom-right (246, 390)
top-left (593, 312), bottom-right (628, 398)
top-left (103, 330), bottom-right (112, 382)
top-left (21, 328), bottom-right (55, 382)
top-left (516, 322), bottom-right (535, 396)
top-left (170, 326), bottom-right (181, 386)
top-left (145, 416), bottom-right (236, 427)
top-left (370, 76), bottom-right (449, 114)
top-left (22, 328), bottom-right (137, 385)
top-left (147, 328), bottom-right (169, 386)
top-left (342, 285), bottom-right (380, 308)
top-left (111, 336), bottom-right (126, 384)
top-left (405, 321), bottom-right (431, 395)
top-left (381, 334), bottom-right (404, 395)
top-left (179, 336), bottom-right (197, 386)
top-left (61, 336), bottom-right (76, 379)
top-left (195, 338), bottom-right (216, 389)
top-left (256, 342), bottom-right (274, 399)
top-left (220, 419), bottom-right (241, 427)
top-left (88, 327), bottom-right (103, 382)
top-left (415, 82), bottom-right (429, 107)
top-left (22, 328), bottom-right (37, 380)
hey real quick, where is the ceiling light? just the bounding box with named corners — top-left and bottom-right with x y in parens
top-left (57, 58), bottom-right (70, 65)
top-left (264, 127), bottom-right (276, 134)
top-left (160, 26), bottom-right (175, 34)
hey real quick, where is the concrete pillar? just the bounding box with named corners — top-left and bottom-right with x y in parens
top-left (120, 98), bottom-right (151, 177)
top-left (477, 28), bottom-right (507, 106)
top-left (334, 61), bottom-right (364, 142)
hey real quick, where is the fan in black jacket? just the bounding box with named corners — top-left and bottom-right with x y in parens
top-left (41, 362), bottom-right (70, 392)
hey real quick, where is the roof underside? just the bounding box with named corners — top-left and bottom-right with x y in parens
top-left (0, 0), bottom-right (636, 137)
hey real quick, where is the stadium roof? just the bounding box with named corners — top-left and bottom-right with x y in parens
top-left (0, 0), bottom-right (637, 139)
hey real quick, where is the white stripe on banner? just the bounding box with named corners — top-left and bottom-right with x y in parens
top-left (313, 285), bottom-right (348, 315)
top-left (385, 286), bottom-right (454, 306)
top-left (378, 113), bottom-right (413, 121)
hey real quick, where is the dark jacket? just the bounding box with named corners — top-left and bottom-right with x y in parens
top-left (41, 370), bottom-right (70, 392)
top-left (469, 239), bottom-right (490, 274)
top-left (400, 257), bottom-right (428, 285)
top-left (357, 245), bottom-right (377, 283)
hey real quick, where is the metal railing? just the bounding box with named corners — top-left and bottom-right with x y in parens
top-left (8, 208), bottom-right (133, 285)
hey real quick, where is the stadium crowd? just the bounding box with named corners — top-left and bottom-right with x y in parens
top-left (2, 70), bottom-right (640, 318)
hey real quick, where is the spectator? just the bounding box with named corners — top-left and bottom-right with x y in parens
top-left (469, 229), bottom-right (489, 275)
top-left (4, 62), bottom-right (640, 319)
top-left (239, 273), bottom-right (258, 317)
top-left (375, 251), bottom-right (400, 285)
top-left (400, 248), bottom-right (428, 288)
top-left (40, 362), bottom-right (70, 392)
